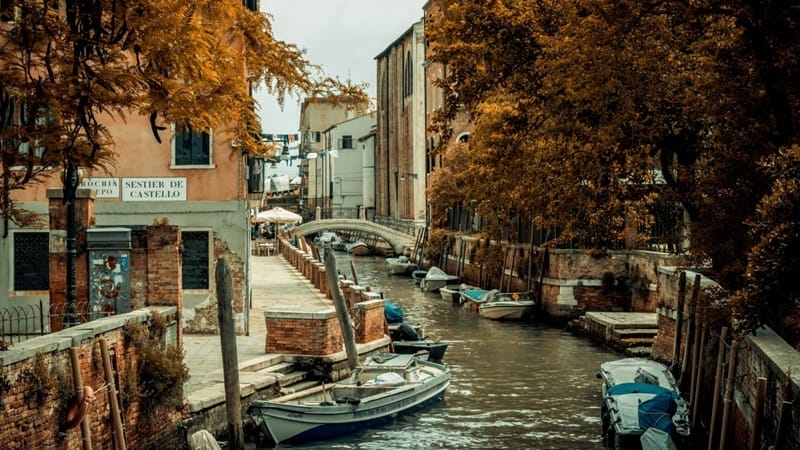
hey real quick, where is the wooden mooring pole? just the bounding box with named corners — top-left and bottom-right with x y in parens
top-left (216, 258), bottom-right (244, 450)
top-left (324, 248), bottom-right (359, 370)
top-left (750, 377), bottom-right (768, 450)
top-left (719, 338), bottom-right (739, 450)
top-left (707, 327), bottom-right (728, 450)
top-left (672, 271), bottom-right (687, 371)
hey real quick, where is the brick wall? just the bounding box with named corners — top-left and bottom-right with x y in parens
top-left (0, 308), bottom-right (181, 449)
top-left (353, 299), bottom-right (386, 344)
top-left (720, 329), bottom-right (800, 450)
top-left (264, 311), bottom-right (344, 355)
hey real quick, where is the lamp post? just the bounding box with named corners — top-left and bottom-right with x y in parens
top-left (62, 161), bottom-right (81, 328)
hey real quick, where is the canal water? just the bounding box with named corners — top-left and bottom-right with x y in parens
top-left (265, 254), bottom-right (618, 450)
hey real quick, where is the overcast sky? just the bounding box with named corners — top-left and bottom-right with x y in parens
top-left (255, 0), bottom-right (425, 134)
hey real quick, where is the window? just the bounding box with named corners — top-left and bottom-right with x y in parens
top-left (181, 231), bottom-right (209, 290)
top-left (243, 0), bottom-right (258, 11)
top-left (403, 51), bottom-right (413, 98)
top-left (341, 135), bottom-right (353, 149)
top-left (14, 232), bottom-right (49, 291)
top-left (247, 156), bottom-right (264, 193)
top-left (312, 131), bottom-right (321, 143)
top-left (1, 97), bottom-right (49, 163)
top-left (174, 122), bottom-right (211, 166)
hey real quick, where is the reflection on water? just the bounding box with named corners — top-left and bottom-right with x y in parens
top-left (265, 254), bottom-right (617, 450)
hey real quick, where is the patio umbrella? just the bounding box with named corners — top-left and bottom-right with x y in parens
top-left (255, 206), bottom-right (302, 224)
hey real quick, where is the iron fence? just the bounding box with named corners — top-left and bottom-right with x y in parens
top-left (1, 301), bottom-right (115, 347)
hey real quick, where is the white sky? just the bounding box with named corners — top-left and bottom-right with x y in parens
top-left (255, 0), bottom-right (425, 134)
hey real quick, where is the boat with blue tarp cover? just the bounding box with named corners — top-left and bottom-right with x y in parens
top-left (246, 353), bottom-right (450, 445)
top-left (596, 357), bottom-right (690, 449)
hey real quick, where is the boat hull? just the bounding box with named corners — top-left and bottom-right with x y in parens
top-left (478, 301), bottom-right (535, 320)
top-left (392, 340), bottom-right (448, 361)
top-left (248, 355), bottom-right (450, 445)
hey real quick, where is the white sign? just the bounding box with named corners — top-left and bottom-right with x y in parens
top-left (122, 177), bottom-right (187, 201)
top-left (80, 177), bottom-right (120, 198)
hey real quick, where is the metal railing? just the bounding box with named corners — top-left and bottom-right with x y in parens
top-left (1, 300), bottom-right (116, 347)
top-left (0, 300), bottom-right (46, 346)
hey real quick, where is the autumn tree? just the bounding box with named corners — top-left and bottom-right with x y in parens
top-left (0, 0), bottom-right (368, 233)
top-left (427, 0), bottom-right (800, 339)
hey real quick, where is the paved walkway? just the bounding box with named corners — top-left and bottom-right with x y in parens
top-left (183, 252), bottom-right (333, 407)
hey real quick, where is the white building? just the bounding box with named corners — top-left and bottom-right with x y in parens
top-left (321, 113), bottom-right (377, 217)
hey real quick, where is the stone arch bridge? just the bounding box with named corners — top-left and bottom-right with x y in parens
top-left (290, 219), bottom-right (417, 254)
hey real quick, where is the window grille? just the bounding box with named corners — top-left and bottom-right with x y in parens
top-left (14, 232), bottom-right (49, 291)
top-left (181, 232), bottom-right (209, 290)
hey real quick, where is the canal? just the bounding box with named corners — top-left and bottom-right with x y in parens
top-left (267, 253), bottom-right (618, 449)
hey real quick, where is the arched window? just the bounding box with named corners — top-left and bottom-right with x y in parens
top-left (403, 51), bottom-right (413, 98)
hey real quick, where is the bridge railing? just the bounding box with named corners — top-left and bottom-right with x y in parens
top-left (308, 208), bottom-right (422, 238)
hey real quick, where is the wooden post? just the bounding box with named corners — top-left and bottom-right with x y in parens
top-left (99, 338), bottom-right (126, 450)
top-left (708, 327), bottom-right (728, 450)
top-left (69, 347), bottom-right (93, 450)
top-left (525, 226), bottom-right (534, 292)
top-left (773, 400), bottom-right (792, 449)
top-left (350, 259), bottom-right (360, 286)
top-left (507, 247), bottom-right (518, 292)
top-left (324, 248), bottom-right (359, 370)
top-left (691, 326), bottom-right (707, 429)
top-left (682, 274), bottom-right (702, 390)
top-left (672, 271), bottom-right (687, 370)
top-left (216, 258), bottom-right (244, 450)
top-left (750, 377), bottom-right (768, 450)
top-left (719, 338), bottom-right (739, 450)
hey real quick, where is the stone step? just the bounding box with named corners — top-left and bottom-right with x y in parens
top-left (619, 337), bottom-right (656, 347)
top-left (279, 379), bottom-right (322, 396)
top-left (277, 370), bottom-right (309, 388)
top-left (255, 361), bottom-right (296, 376)
top-left (240, 354), bottom-right (288, 372)
top-left (624, 346), bottom-right (653, 357)
top-left (611, 328), bottom-right (658, 340)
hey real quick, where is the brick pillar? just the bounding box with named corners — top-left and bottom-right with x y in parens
top-left (47, 188), bottom-right (95, 332)
top-left (146, 225), bottom-right (183, 345)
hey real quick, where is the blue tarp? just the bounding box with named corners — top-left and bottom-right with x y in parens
top-left (639, 391), bottom-right (679, 436)
top-left (384, 300), bottom-right (403, 324)
top-left (606, 382), bottom-right (678, 397)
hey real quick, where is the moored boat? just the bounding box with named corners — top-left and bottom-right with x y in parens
top-left (596, 357), bottom-right (690, 449)
top-left (411, 269), bottom-right (428, 285)
top-left (420, 266), bottom-right (459, 293)
top-left (460, 288), bottom-right (490, 311)
top-left (386, 255), bottom-right (418, 276)
top-left (440, 283), bottom-right (479, 304)
top-left (478, 291), bottom-right (535, 320)
top-left (389, 323), bottom-right (449, 362)
top-left (347, 241), bottom-right (371, 256)
top-left (247, 353), bottom-right (450, 445)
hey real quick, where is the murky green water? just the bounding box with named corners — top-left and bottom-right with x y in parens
top-left (263, 254), bottom-right (617, 450)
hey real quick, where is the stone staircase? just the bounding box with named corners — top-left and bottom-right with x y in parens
top-left (580, 311), bottom-right (659, 357)
top-left (609, 328), bottom-right (658, 356)
top-left (241, 355), bottom-right (323, 396)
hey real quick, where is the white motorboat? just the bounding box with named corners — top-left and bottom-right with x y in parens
top-left (477, 291), bottom-right (535, 320)
top-left (247, 353), bottom-right (450, 445)
top-left (596, 358), bottom-right (690, 449)
top-left (419, 266), bottom-right (459, 292)
top-left (385, 255), bottom-right (418, 275)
